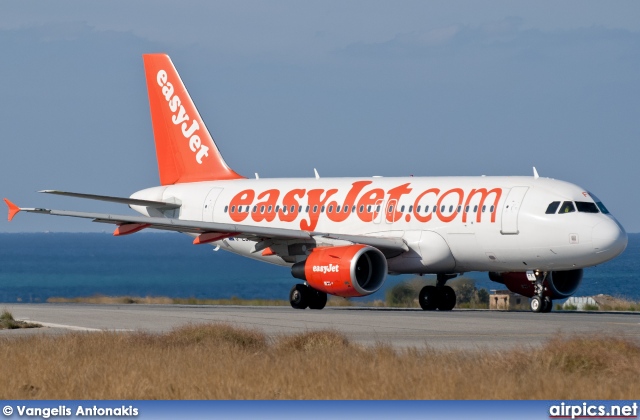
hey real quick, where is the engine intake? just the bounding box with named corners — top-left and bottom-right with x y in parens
top-left (489, 269), bottom-right (583, 299)
top-left (291, 244), bottom-right (387, 297)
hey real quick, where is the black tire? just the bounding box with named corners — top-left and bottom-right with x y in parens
top-left (289, 284), bottom-right (310, 309)
top-left (530, 295), bottom-right (543, 313)
top-left (419, 285), bottom-right (438, 310)
top-left (308, 289), bottom-right (328, 310)
top-left (437, 286), bottom-right (456, 311)
top-left (542, 297), bottom-right (553, 313)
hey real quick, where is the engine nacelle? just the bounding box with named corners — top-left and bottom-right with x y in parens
top-left (488, 269), bottom-right (583, 299)
top-left (291, 244), bottom-right (388, 297)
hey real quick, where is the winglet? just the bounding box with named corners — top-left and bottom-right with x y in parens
top-left (3, 198), bottom-right (20, 221)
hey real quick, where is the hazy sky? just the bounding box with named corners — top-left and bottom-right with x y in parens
top-left (1, 1), bottom-right (639, 232)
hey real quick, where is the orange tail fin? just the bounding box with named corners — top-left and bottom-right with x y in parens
top-left (142, 54), bottom-right (244, 185)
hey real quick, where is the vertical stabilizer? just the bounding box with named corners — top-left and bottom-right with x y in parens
top-left (143, 54), bottom-right (244, 185)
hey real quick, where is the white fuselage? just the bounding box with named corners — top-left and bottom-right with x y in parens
top-left (130, 175), bottom-right (627, 275)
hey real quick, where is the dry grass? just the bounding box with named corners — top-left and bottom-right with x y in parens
top-left (593, 295), bottom-right (640, 312)
top-left (47, 295), bottom-right (356, 307)
top-left (0, 323), bottom-right (638, 399)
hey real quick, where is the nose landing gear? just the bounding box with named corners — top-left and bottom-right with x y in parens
top-left (529, 271), bottom-right (553, 313)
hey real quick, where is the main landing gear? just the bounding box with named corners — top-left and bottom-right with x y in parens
top-left (529, 271), bottom-right (553, 313)
top-left (418, 274), bottom-right (457, 311)
top-left (289, 284), bottom-right (327, 310)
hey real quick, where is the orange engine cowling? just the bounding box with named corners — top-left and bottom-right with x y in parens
top-left (291, 244), bottom-right (388, 297)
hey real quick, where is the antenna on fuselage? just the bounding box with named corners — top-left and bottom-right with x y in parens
top-left (255, 173), bottom-right (260, 179)
top-left (314, 168), bottom-right (320, 179)
top-left (533, 167), bottom-right (539, 179)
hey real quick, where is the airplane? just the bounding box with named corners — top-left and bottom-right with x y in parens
top-left (4, 54), bottom-right (628, 313)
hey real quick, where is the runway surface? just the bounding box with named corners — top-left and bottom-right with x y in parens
top-left (3, 304), bottom-right (640, 350)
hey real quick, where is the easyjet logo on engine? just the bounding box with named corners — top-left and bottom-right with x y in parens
top-left (313, 264), bottom-right (339, 274)
top-left (156, 70), bottom-right (209, 164)
top-left (227, 181), bottom-right (503, 231)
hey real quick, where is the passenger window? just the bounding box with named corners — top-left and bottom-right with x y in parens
top-left (409, 205), bottom-right (413, 213)
top-left (231, 205), bottom-right (236, 213)
top-left (268, 205), bottom-right (272, 212)
top-left (328, 205), bottom-right (333, 213)
top-left (321, 206), bottom-right (325, 213)
top-left (545, 201), bottom-right (560, 214)
top-left (400, 205), bottom-right (405, 212)
top-left (559, 201), bottom-right (575, 214)
top-left (260, 206), bottom-right (265, 213)
top-left (337, 205), bottom-right (341, 212)
top-left (575, 202), bottom-right (599, 213)
top-left (224, 206), bottom-right (228, 213)
top-left (359, 205), bottom-right (364, 213)
top-left (417, 205), bottom-right (421, 212)
top-left (474, 205), bottom-right (478, 212)
top-left (424, 205), bottom-right (429, 213)
top-left (306, 206), bottom-right (310, 213)
top-left (482, 205), bottom-right (486, 213)
top-left (253, 206), bottom-right (257, 213)
top-left (449, 205), bottom-right (453, 212)
top-left (313, 205), bottom-right (318, 213)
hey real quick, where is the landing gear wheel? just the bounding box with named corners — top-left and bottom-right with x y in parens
top-left (289, 284), bottom-right (310, 309)
top-left (308, 289), bottom-right (327, 310)
top-left (542, 297), bottom-right (553, 313)
top-left (437, 286), bottom-right (456, 311)
top-left (530, 295), bottom-right (543, 313)
top-left (419, 285), bottom-right (438, 311)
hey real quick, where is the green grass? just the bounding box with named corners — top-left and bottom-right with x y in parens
top-left (0, 310), bottom-right (41, 330)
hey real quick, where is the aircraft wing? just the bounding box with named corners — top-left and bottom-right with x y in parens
top-left (39, 190), bottom-right (181, 210)
top-left (4, 199), bottom-right (408, 255)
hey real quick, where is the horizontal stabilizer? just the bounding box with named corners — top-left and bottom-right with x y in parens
top-left (3, 198), bottom-right (21, 221)
top-left (39, 190), bottom-right (181, 210)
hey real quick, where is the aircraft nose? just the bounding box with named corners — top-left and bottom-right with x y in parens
top-left (592, 218), bottom-right (628, 260)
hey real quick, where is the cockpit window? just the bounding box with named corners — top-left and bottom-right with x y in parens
top-left (559, 201), bottom-right (575, 214)
top-left (545, 201), bottom-right (560, 214)
top-left (588, 192), bottom-right (610, 214)
top-left (575, 201), bottom-right (599, 213)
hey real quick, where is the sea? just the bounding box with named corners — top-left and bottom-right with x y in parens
top-left (0, 232), bottom-right (638, 303)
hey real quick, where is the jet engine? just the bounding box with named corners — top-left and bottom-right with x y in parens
top-left (291, 244), bottom-right (387, 297)
top-left (488, 269), bottom-right (583, 299)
